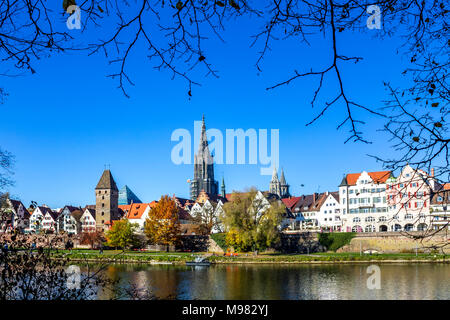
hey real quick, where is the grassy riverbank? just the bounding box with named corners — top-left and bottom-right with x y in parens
top-left (52, 249), bottom-right (448, 264)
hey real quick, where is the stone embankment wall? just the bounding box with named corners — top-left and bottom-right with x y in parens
top-left (338, 231), bottom-right (449, 254)
top-left (0, 233), bottom-right (81, 249)
top-left (277, 233), bottom-right (325, 253)
top-left (207, 233), bottom-right (326, 254)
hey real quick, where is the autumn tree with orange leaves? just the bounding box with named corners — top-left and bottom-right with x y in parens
top-left (144, 196), bottom-right (180, 247)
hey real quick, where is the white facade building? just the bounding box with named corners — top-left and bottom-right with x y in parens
top-left (385, 165), bottom-right (436, 232)
top-left (57, 206), bottom-right (82, 234)
top-left (80, 208), bottom-right (97, 233)
top-left (29, 206), bottom-right (54, 233)
top-left (430, 188), bottom-right (449, 231)
top-left (41, 211), bottom-right (59, 233)
top-left (316, 192), bottom-right (341, 231)
top-left (0, 199), bottom-right (30, 233)
top-left (339, 170), bottom-right (391, 232)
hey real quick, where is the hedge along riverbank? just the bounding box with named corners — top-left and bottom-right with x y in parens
top-left (210, 233), bottom-right (227, 251)
top-left (318, 232), bottom-right (356, 251)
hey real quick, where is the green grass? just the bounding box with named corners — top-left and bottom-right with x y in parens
top-left (51, 250), bottom-right (204, 263)
top-left (51, 249), bottom-right (447, 264)
top-left (208, 252), bottom-right (447, 262)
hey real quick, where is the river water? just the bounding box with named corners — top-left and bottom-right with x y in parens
top-left (86, 263), bottom-right (449, 300)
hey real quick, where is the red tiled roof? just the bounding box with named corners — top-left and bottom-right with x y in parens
top-left (346, 171), bottom-right (391, 185)
top-left (292, 192), bottom-right (337, 212)
top-left (444, 183), bottom-right (450, 190)
top-left (281, 197), bottom-right (301, 210)
top-left (119, 202), bottom-right (157, 220)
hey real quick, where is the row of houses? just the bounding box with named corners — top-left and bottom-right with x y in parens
top-left (1, 164), bottom-right (448, 235)
top-left (281, 165), bottom-right (449, 233)
top-left (0, 194), bottom-right (221, 236)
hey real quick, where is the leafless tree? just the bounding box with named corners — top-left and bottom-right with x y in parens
top-left (0, 148), bottom-right (14, 192)
top-left (0, 1), bottom-right (447, 143)
top-left (191, 200), bottom-right (223, 234)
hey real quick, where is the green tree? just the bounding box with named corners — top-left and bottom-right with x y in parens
top-left (222, 189), bottom-right (285, 252)
top-left (105, 219), bottom-right (140, 249)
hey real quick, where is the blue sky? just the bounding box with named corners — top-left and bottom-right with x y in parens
top-left (0, 9), bottom-right (417, 208)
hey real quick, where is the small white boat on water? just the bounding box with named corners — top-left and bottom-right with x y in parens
top-left (186, 256), bottom-right (211, 266)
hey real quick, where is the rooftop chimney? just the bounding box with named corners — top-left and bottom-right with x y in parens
top-left (431, 168), bottom-right (435, 177)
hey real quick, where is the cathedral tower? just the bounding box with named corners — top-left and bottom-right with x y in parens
top-left (279, 168), bottom-right (290, 198)
top-left (269, 166), bottom-right (290, 198)
top-left (269, 166), bottom-right (281, 196)
top-left (95, 169), bottom-right (119, 231)
top-left (221, 177), bottom-right (226, 198)
top-left (190, 115), bottom-right (219, 200)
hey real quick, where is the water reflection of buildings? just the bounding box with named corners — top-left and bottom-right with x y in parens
top-left (141, 266), bottom-right (179, 299)
top-left (92, 263), bottom-right (449, 300)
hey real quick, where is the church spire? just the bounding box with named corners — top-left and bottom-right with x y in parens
top-left (221, 176), bottom-right (226, 198)
top-left (280, 168), bottom-right (286, 185)
top-left (199, 114), bottom-right (208, 151)
top-left (190, 115), bottom-right (219, 200)
top-left (279, 168), bottom-right (290, 198)
top-left (271, 165), bottom-right (279, 182)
